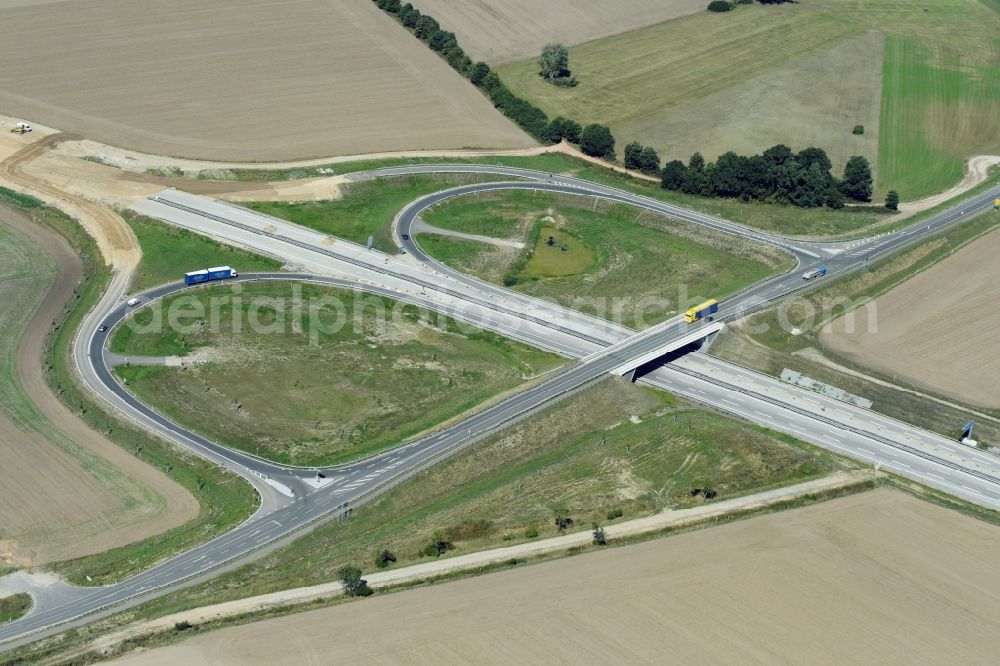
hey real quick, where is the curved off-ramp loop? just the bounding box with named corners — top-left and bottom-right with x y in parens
top-left (4, 162), bottom-right (1000, 651)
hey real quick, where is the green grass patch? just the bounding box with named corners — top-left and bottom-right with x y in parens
top-left (246, 174), bottom-right (512, 254)
top-left (878, 35), bottom-right (1000, 199)
top-left (520, 227), bottom-right (595, 278)
top-left (21, 206), bottom-right (258, 587)
top-left (417, 191), bottom-right (791, 327)
top-left (0, 186), bottom-right (43, 209)
top-left (0, 593), bottom-right (31, 624)
top-left (125, 212), bottom-right (283, 291)
top-left (110, 379), bottom-right (839, 618)
top-left (111, 282), bottom-right (564, 466)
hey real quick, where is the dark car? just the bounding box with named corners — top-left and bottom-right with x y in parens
top-left (98, 324), bottom-right (108, 332)
top-left (401, 233), bottom-right (410, 240)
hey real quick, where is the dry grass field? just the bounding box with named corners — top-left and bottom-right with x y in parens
top-left (113, 489), bottom-right (1000, 665)
top-left (0, 0), bottom-right (533, 161)
top-left (623, 31), bottom-right (883, 176)
top-left (0, 207), bottom-right (196, 566)
top-left (416, 0), bottom-right (706, 64)
top-left (499, 0), bottom-right (1000, 198)
top-left (822, 225), bottom-right (1000, 409)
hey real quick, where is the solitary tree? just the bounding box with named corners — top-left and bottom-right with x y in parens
top-left (592, 523), bottom-right (607, 546)
top-left (840, 155), bottom-right (873, 201)
top-left (885, 190), bottom-right (900, 210)
top-left (338, 565), bottom-right (373, 597)
top-left (579, 124), bottom-right (616, 160)
top-left (539, 43), bottom-right (570, 79)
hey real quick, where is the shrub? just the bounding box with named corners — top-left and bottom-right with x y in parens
top-left (375, 549), bottom-right (396, 568)
top-left (524, 525), bottom-right (539, 538)
top-left (885, 190), bottom-right (900, 210)
top-left (853, 124), bottom-right (865, 135)
top-left (174, 621), bottom-right (193, 631)
top-left (423, 533), bottom-right (455, 557)
top-left (708, 1), bottom-right (733, 11)
top-left (606, 508), bottom-right (624, 520)
top-left (592, 523), bottom-right (608, 546)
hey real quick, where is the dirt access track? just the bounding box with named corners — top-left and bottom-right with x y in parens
top-left (0, 0), bottom-right (534, 161)
top-left (0, 206), bottom-right (196, 565)
top-left (113, 489), bottom-right (1000, 664)
top-left (822, 223), bottom-right (1000, 409)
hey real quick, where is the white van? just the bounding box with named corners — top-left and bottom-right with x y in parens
top-left (126, 297), bottom-right (141, 307)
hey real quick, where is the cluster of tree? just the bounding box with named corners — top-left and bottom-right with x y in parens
top-left (660, 145), bottom-right (873, 209)
top-left (623, 141), bottom-right (661, 175)
top-left (371, 1), bottom-right (618, 159)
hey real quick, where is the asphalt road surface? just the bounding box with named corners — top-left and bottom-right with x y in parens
top-left (3, 164), bottom-right (999, 650)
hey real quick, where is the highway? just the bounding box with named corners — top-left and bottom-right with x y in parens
top-left (2, 163), bottom-right (999, 650)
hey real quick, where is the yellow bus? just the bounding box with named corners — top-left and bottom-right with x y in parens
top-left (684, 299), bottom-right (718, 324)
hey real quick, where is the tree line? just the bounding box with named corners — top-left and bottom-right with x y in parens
top-left (371, 1), bottom-right (615, 158)
top-left (659, 145), bottom-right (874, 209)
top-left (373, 1), bottom-right (885, 211)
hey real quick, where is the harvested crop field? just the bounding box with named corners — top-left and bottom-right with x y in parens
top-left (415, 0), bottom-right (706, 64)
top-left (822, 224), bottom-right (1000, 409)
top-left (0, 0), bottom-right (534, 161)
top-left (0, 206), bottom-right (196, 566)
top-left (114, 489), bottom-right (1000, 664)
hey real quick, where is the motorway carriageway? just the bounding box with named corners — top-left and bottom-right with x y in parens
top-left (3, 167), bottom-right (999, 650)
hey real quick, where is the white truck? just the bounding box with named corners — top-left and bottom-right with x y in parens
top-left (802, 265), bottom-right (827, 280)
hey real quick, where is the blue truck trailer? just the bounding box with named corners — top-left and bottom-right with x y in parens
top-left (184, 266), bottom-right (238, 285)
